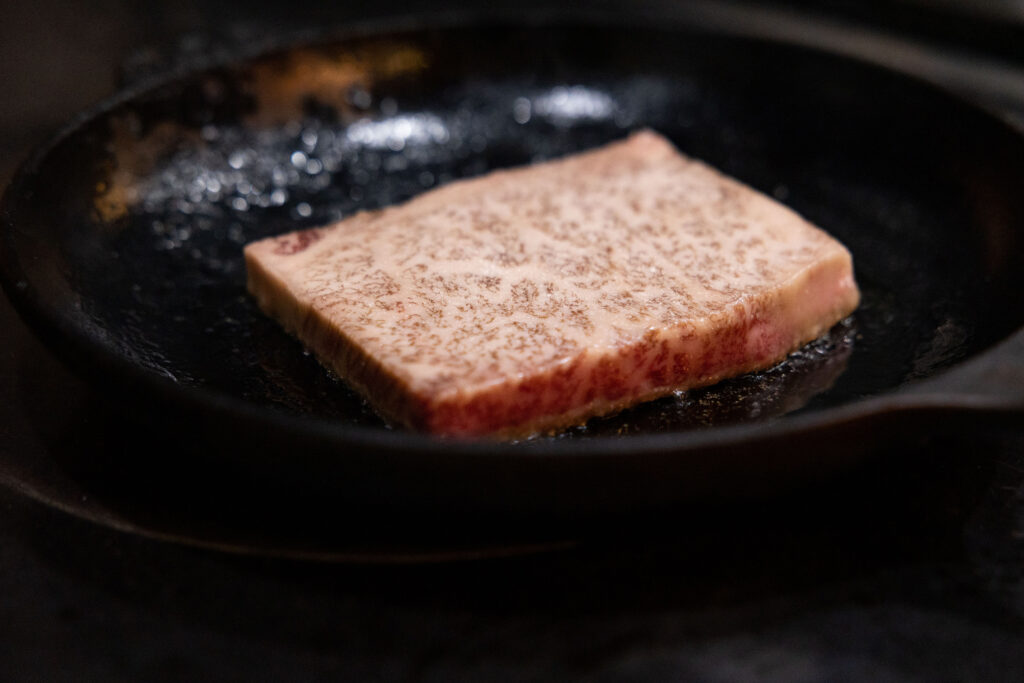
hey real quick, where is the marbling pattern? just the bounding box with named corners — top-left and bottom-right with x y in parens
top-left (245, 131), bottom-right (859, 435)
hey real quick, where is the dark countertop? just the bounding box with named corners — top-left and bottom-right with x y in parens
top-left (2, 2), bottom-right (1023, 680)
top-left (2, 294), bottom-right (1023, 680)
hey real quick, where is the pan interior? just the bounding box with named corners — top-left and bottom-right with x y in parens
top-left (6, 23), bottom-right (1024, 439)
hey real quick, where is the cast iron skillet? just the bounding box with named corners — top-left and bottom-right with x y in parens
top-left (3, 12), bottom-right (1024, 520)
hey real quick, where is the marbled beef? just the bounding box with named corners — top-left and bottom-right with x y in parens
top-left (245, 131), bottom-right (860, 437)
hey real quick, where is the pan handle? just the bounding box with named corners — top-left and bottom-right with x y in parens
top-left (904, 328), bottom-right (1024, 416)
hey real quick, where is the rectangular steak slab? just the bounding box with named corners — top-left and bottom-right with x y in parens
top-left (245, 130), bottom-right (860, 437)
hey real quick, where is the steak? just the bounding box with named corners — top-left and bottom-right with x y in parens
top-left (245, 130), bottom-right (860, 437)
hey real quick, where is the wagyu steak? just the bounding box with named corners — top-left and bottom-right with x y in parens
top-left (245, 130), bottom-right (860, 437)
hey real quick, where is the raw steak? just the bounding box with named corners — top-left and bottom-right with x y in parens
top-left (245, 130), bottom-right (860, 437)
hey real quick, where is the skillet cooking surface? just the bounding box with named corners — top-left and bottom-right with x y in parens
top-left (3, 17), bottom-right (1024, 506)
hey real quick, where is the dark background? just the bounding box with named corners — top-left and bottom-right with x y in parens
top-left (3, 0), bottom-right (1024, 186)
top-left (1, 1), bottom-right (1023, 681)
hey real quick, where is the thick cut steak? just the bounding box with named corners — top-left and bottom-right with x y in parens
top-left (245, 131), bottom-right (860, 437)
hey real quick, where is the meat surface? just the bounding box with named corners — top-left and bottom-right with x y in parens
top-left (245, 130), bottom-right (860, 437)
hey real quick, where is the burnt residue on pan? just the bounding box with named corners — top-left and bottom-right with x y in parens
top-left (5, 22), bottom-right (1024, 441)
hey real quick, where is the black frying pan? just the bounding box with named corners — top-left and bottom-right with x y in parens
top-left (3, 12), bottom-right (1024, 522)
